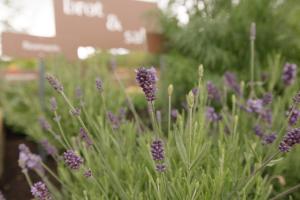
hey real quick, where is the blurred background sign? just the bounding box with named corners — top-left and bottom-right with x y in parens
top-left (1, 0), bottom-right (162, 59)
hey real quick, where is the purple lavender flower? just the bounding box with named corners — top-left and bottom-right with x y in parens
top-left (206, 81), bottom-right (221, 101)
top-left (288, 109), bottom-right (300, 126)
top-left (31, 181), bottom-right (51, 200)
top-left (63, 150), bottom-right (83, 170)
top-left (107, 111), bottom-right (121, 129)
top-left (79, 128), bottom-right (93, 147)
top-left (151, 139), bottom-right (164, 161)
top-left (70, 107), bottom-right (81, 116)
top-left (279, 128), bottom-right (300, 152)
top-left (206, 107), bottom-right (222, 122)
top-left (40, 140), bottom-right (57, 157)
top-left (246, 99), bottom-right (263, 113)
top-left (293, 91), bottom-right (300, 104)
top-left (39, 117), bottom-right (51, 132)
top-left (156, 163), bottom-right (166, 173)
top-left (45, 74), bottom-right (63, 92)
top-left (49, 97), bottom-right (57, 112)
top-left (262, 93), bottom-right (273, 106)
top-left (84, 169), bottom-right (92, 178)
top-left (282, 63), bottom-right (297, 86)
top-left (95, 77), bottom-right (103, 93)
top-left (171, 109), bottom-right (178, 120)
top-left (253, 125), bottom-right (264, 138)
top-left (135, 67), bottom-right (158, 102)
top-left (250, 22), bottom-right (256, 40)
top-left (260, 109), bottom-right (272, 125)
top-left (18, 144), bottom-right (44, 174)
top-left (263, 133), bottom-right (277, 145)
top-left (224, 72), bottom-right (241, 95)
top-left (0, 191), bottom-right (6, 200)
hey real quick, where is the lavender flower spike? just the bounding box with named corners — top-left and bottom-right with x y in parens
top-left (84, 169), bottom-right (92, 178)
top-left (253, 125), bottom-right (264, 138)
top-left (246, 99), bottom-right (263, 113)
top-left (263, 133), bottom-right (277, 145)
top-left (136, 67), bottom-right (158, 102)
top-left (288, 109), bottom-right (300, 126)
top-left (95, 77), bottom-right (103, 93)
top-left (156, 163), bottom-right (166, 173)
top-left (49, 97), bottom-right (57, 112)
top-left (63, 150), bottom-right (83, 170)
top-left (206, 81), bottom-right (221, 101)
top-left (224, 72), bottom-right (241, 95)
top-left (151, 139), bottom-right (164, 161)
top-left (18, 144), bottom-right (44, 174)
top-left (39, 117), bottom-right (51, 132)
top-left (31, 181), bottom-right (51, 200)
top-left (279, 128), bottom-right (300, 152)
top-left (45, 74), bottom-right (63, 92)
top-left (282, 63), bottom-right (297, 86)
top-left (79, 128), bottom-right (93, 147)
top-left (262, 92), bottom-right (273, 106)
top-left (206, 107), bottom-right (222, 122)
top-left (293, 91), bottom-right (300, 104)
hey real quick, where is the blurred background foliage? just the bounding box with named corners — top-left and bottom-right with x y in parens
top-left (159, 0), bottom-right (300, 105)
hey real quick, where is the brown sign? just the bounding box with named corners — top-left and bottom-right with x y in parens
top-left (1, 0), bottom-right (162, 59)
top-left (1, 32), bottom-right (66, 58)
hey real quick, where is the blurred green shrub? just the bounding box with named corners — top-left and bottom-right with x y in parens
top-left (161, 0), bottom-right (300, 72)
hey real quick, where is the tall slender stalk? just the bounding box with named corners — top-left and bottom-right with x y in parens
top-left (54, 111), bottom-right (72, 149)
top-left (270, 183), bottom-right (300, 200)
top-left (168, 95), bottom-right (171, 134)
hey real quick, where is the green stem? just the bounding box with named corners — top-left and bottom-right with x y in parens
top-left (112, 69), bottom-right (145, 131)
top-left (241, 151), bottom-right (280, 191)
top-left (188, 106), bottom-right (193, 168)
top-left (168, 95), bottom-right (171, 135)
top-left (49, 129), bottom-right (67, 149)
top-left (270, 183), bottom-right (300, 200)
top-left (41, 162), bottom-right (65, 186)
top-left (54, 111), bottom-right (72, 149)
top-left (250, 39), bottom-right (255, 98)
top-left (23, 170), bottom-right (33, 187)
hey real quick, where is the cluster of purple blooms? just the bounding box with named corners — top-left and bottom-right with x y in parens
top-left (45, 74), bottom-right (63, 92)
top-left (39, 117), bottom-right (52, 132)
top-left (287, 108), bottom-right (300, 126)
top-left (95, 77), bottom-right (103, 93)
top-left (135, 67), bottom-right (158, 102)
top-left (79, 128), bottom-right (93, 147)
top-left (224, 72), bottom-right (241, 95)
top-left (18, 144), bottom-right (44, 174)
top-left (206, 107), bottom-right (222, 122)
top-left (63, 150), bottom-right (84, 170)
top-left (206, 81), bottom-right (221, 102)
top-left (107, 109), bottom-right (126, 130)
top-left (282, 63), bottom-right (297, 86)
top-left (31, 181), bottom-right (51, 200)
top-left (279, 128), bottom-right (300, 152)
top-left (151, 139), bottom-right (166, 172)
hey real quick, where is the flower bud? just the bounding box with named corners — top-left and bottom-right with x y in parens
top-left (187, 91), bottom-right (194, 108)
top-left (168, 84), bottom-right (173, 96)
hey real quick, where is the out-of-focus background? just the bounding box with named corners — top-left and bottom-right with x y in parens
top-left (0, 0), bottom-right (300, 199)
